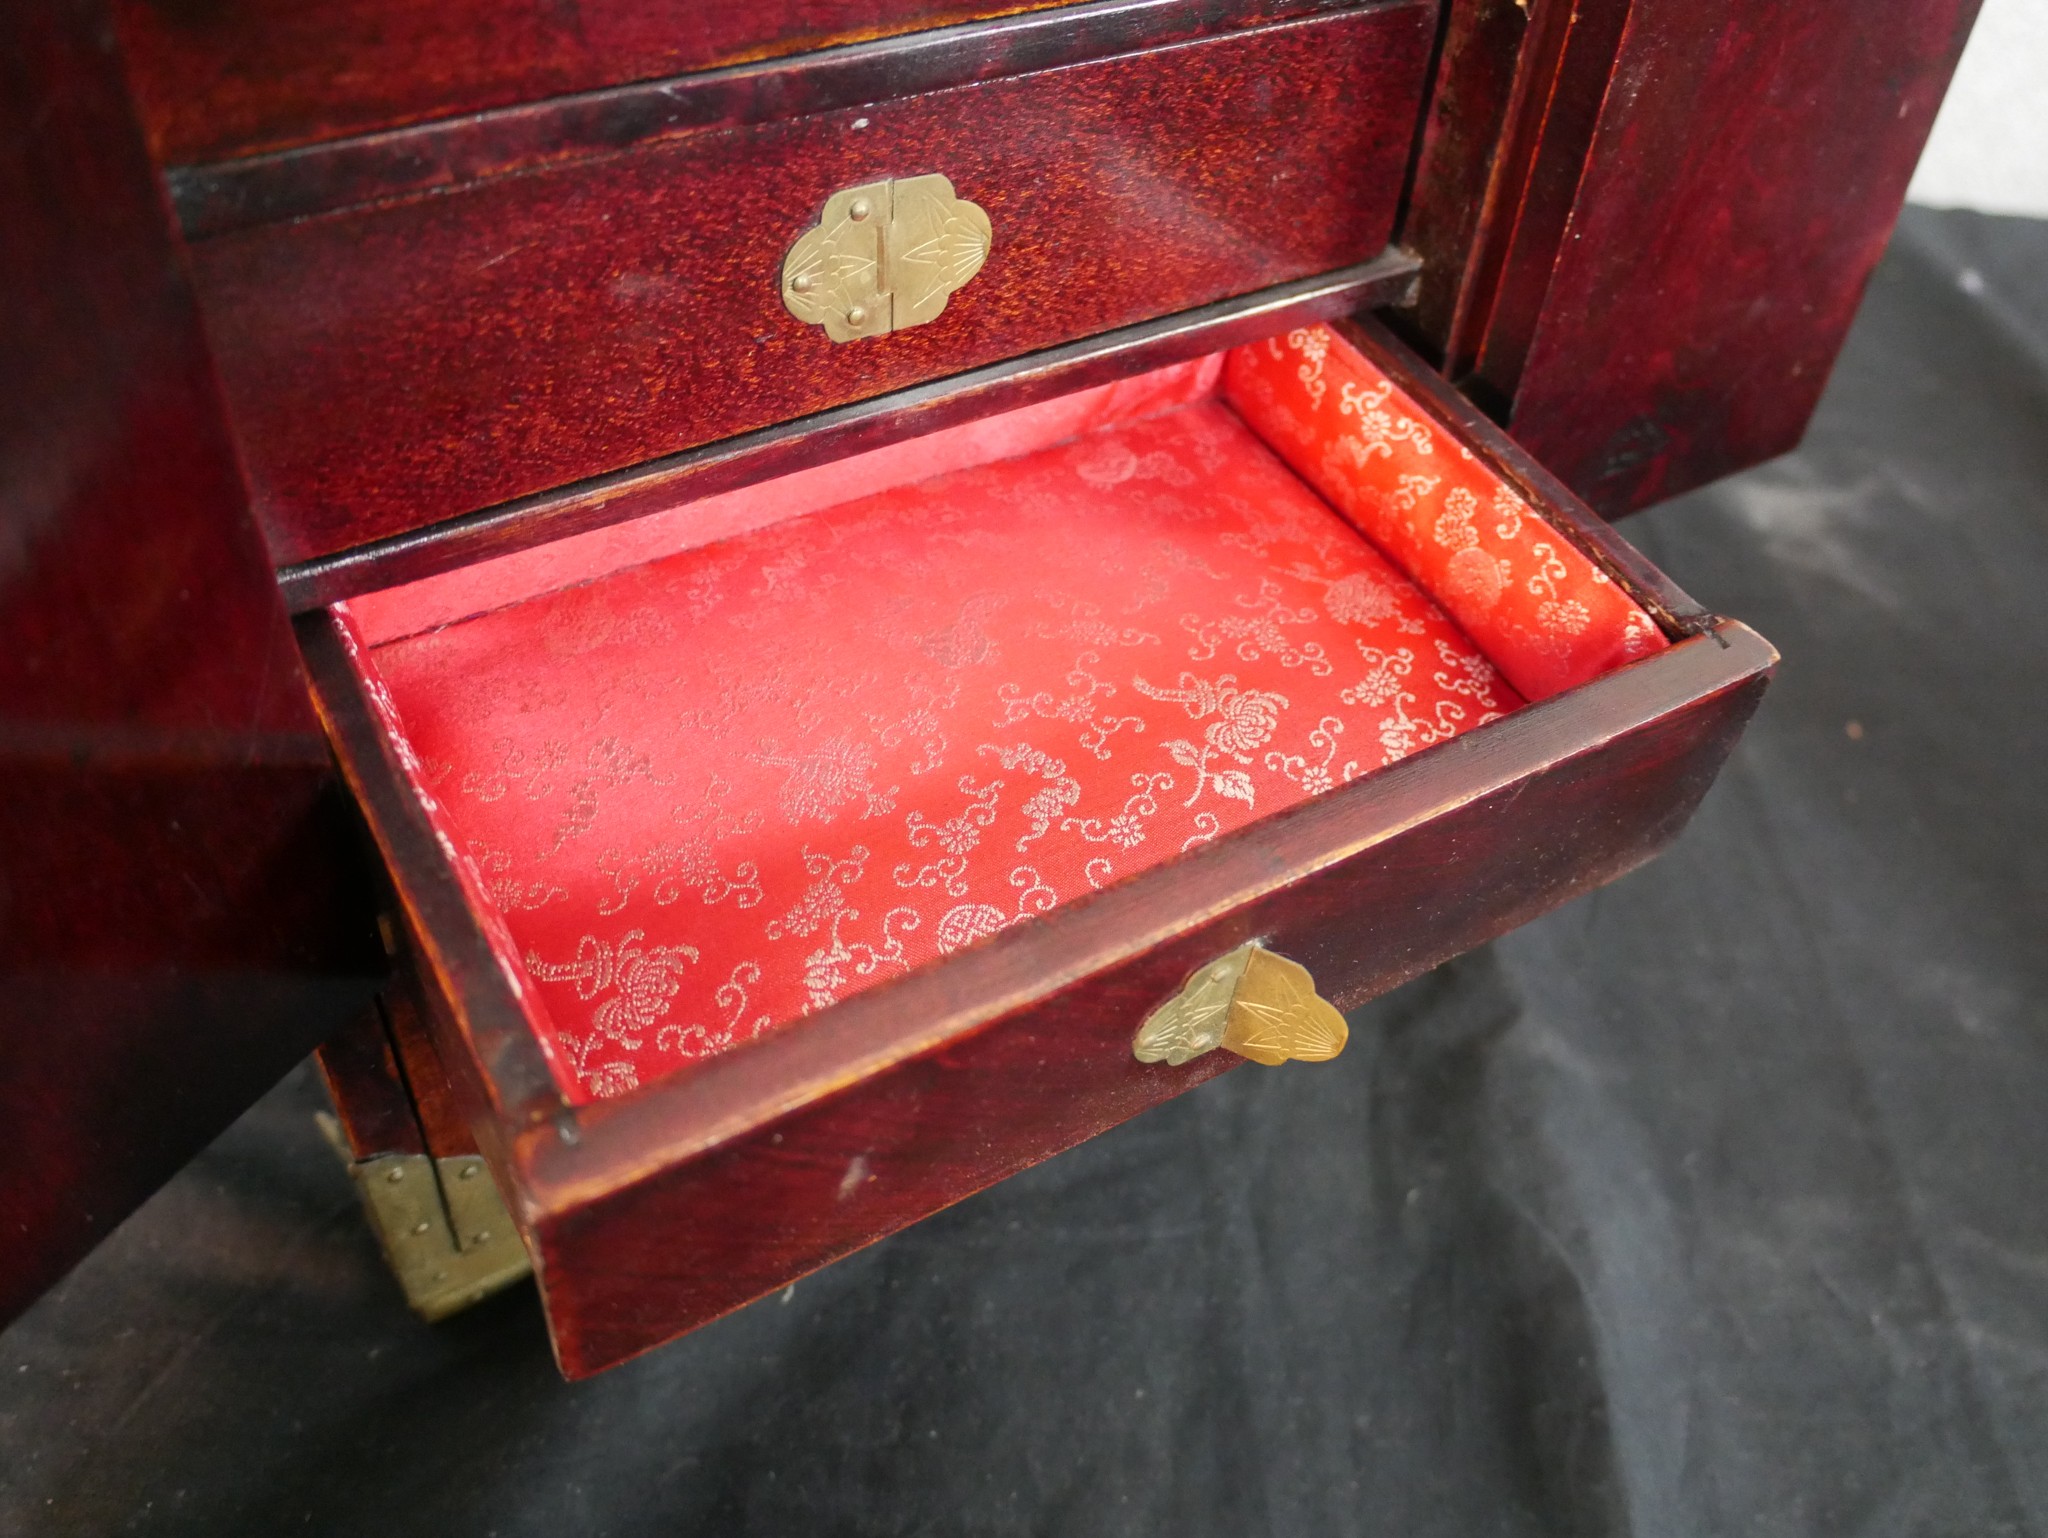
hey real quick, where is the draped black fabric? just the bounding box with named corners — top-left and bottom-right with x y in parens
top-left (4, 208), bottom-right (2045, 1538)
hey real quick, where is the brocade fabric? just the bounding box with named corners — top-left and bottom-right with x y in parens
top-left (1224, 330), bottom-right (1664, 701)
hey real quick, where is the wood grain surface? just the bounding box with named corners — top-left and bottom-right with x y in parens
top-left (117, 0), bottom-right (1079, 163)
top-left (165, 0), bottom-right (1389, 239)
top-left (277, 254), bottom-right (1420, 609)
top-left (186, 3), bottom-right (1433, 565)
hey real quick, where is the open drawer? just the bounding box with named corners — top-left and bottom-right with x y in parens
top-left (299, 318), bottom-right (1773, 1377)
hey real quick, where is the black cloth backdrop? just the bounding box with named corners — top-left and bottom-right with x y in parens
top-left (3, 208), bottom-right (2045, 1538)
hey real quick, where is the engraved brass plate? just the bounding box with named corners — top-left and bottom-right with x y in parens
top-left (1133, 942), bottom-right (1349, 1067)
top-left (781, 174), bottom-right (992, 342)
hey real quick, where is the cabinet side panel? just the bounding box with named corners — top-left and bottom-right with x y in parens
top-left (1396, 0), bottom-right (1528, 359)
top-left (0, 0), bottom-right (381, 1327)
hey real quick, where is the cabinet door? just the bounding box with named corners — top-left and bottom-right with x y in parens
top-left (0, 0), bottom-right (381, 1328)
top-left (1402, 0), bottom-right (1981, 516)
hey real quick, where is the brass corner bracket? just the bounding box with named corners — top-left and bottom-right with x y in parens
top-left (323, 1121), bottom-right (532, 1321)
top-left (781, 173), bottom-right (992, 343)
top-left (1133, 942), bottom-right (1350, 1067)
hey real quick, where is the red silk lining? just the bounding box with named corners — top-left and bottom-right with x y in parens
top-left (1222, 331), bottom-right (1665, 701)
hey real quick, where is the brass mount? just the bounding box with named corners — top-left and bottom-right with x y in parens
top-left (781, 173), bottom-right (992, 343)
top-left (1133, 942), bottom-right (1350, 1067)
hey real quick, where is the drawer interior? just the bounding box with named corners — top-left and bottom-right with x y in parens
top-left (334, 325), bottom-right (1670, 1105)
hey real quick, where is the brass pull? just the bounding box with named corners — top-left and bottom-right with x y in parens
top-left (780, 173), bottom-right (992, 343)
top-left (1133, 942), bottom-right (1349, 1067)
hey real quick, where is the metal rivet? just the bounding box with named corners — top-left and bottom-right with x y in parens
top-left (791, 273), bottom-right (813, 294)
top-left (845, 304), bottom-right (867, 326)
top-left (458, 1165), bottom-right (479, 1181)
top-left (848, 198), bottom-right (872, 221)
top-left (431, 1270), bottom-right (448, 1284)
top-left (472, 1231), bottom-right (492, 1245)
top-left (411, 1221), bottom-right (431, 1235)
top-left (385, 1167), bottom-right (405, 1183)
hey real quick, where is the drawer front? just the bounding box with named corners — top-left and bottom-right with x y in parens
top-left (185, 3), bottom-right (1433, 567)
top-left (118, 0), bottom-right (1081, 163)
top-left (531, 643), bottom-right (1766, 1375)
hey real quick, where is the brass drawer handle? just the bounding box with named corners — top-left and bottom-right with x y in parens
top-left (781, 173), bottom-right (992, 342)
top-left (1133, 942), bottom-right (1349, 1067)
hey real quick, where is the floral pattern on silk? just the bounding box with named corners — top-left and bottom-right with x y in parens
top-left (1223, 329), bottom-right (1666, 700)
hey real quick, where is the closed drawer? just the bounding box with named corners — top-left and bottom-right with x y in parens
top-left (301, 319), bottom-right (1772, 1376)
top-left (178, 1), bottom-right (1435, 567)
top-left (118, 0), bottom-right (1086, 163)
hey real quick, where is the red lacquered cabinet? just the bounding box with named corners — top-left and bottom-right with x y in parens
top-left (0, 0), bottom-right (1979, 1374)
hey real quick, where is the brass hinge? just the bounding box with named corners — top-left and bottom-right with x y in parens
top-left (322, 1117), bottom-right (532, 1321)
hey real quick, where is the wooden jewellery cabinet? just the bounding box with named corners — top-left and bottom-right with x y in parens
top-left (0, 0), bottom-right (1978, 1376)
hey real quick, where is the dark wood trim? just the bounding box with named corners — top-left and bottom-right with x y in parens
top-left (382, 975), bottom-right (487, 1159)
top-left (167, 0), bottom-right (1414, 240)
top-left (315, 1002), bottom-right (430, 1161)
top-left (277, 252), bottom-right (1421, 610)
top-left (1458, 0), bottom-right (1630, 398)
top-left (298, 613), bottom-right (570, 1134)
top-left (1391, 0), bottom-right (1633, 389)
top-left (1392, 0), bottom-right (1528, 359)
